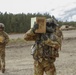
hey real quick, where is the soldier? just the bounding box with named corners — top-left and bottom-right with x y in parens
top-left (24, 18), bottom-right (60, 75)
top-left (0, 23), bottom-right (9, 73)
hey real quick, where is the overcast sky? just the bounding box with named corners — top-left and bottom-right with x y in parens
top-left (0, 0), bottom-right (76, 21)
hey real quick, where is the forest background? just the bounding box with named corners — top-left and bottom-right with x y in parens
top-left (0, 12), bottom-right (76, 33)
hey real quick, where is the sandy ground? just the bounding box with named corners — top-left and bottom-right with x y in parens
top-left (0, 30), bottom-right (76, 75)
top-left (9, 30), bottom-right (76, 39)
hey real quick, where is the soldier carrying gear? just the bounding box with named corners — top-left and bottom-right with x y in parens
top-left (0, 23), bottom-right (9, 73)
top-left (24, 17), bottom-right (60, 75)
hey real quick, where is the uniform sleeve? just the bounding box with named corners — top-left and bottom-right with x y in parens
top-left (4, 32), bottom-right (9, 45)
top-left (42, 38), bottom-right (60, 49)
top-left (24, 29), bottom-right (37, 41)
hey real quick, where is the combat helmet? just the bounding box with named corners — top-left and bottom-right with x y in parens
top-left (46, 18), bottom-right (57, 33)
top-left (0, 23), bottom-right (5, 30)
top-left (46, 17), bottom-right (57, 24)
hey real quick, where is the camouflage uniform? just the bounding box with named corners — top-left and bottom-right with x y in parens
top-left (24, 18), bottom-right (60, 75)
top-left (0, 23), bottom-right (9, 73)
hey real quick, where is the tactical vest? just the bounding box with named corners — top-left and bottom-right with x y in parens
top-left (31, 33), bottom-right (59, 61)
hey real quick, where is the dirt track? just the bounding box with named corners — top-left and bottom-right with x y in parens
top-left (0, 30), bottom-right (76, 75)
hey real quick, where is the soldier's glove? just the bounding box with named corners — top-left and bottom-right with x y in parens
top-left (32, 23), bottom-right (39, 33)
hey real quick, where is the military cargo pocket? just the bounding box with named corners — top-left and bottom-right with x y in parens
top-left (50, 48), bottom-right (59, 58)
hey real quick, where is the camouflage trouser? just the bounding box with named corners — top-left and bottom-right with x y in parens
top-left (0, 48), bottom-right (5, 70)
top-left (34, 59), bottom-right (56, 75)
